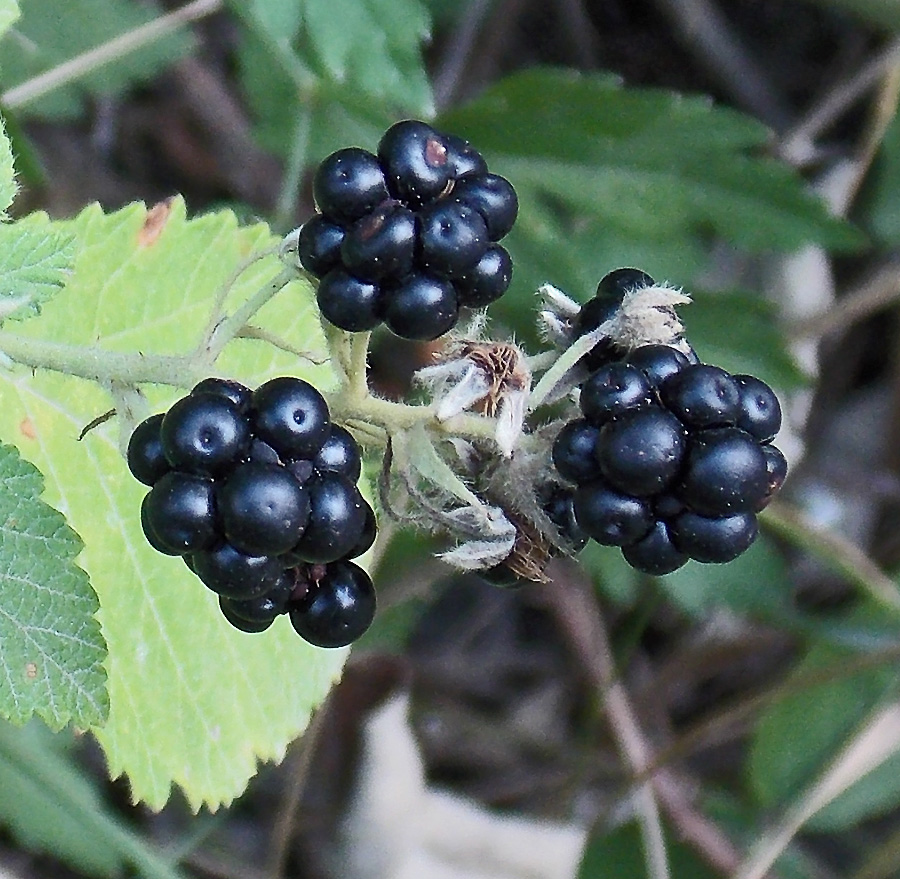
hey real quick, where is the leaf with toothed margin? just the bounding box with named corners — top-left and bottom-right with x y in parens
top-left (0, 197), bottom-right (345, 810)
top-left (0, 442), bottom-right (107, 730)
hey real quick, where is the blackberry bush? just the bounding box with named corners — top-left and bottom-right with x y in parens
top-left (297, 119), bottom-right (519, 341)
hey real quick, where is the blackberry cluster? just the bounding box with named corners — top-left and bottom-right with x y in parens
top-left (127, 377), bottom-right (377, 648)
top-left (552, 342), bottom-right (788, 575)
top-left (298, 120), bottom-right (518, 341)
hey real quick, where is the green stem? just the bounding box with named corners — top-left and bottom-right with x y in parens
top-left (0, 330), bottom-right (205, 389)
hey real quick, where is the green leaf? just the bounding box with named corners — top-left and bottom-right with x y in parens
top-left (438, 69), bottom-right (861, 255)
top-left (0, 214), bottom-right (75, 320)
top-left (859, 111), bottom-right (900, 243)
top-left (0, 443), bottom-right (107, 729)
top-left (0, 198), bottom-right (346, 809)
top-left (0, 112), bottom-right (17, 215)
top-left (577, 820), bottom-right (717, 879)
top-left (233, 0), bottom-right (432, 161)
top-left (681, 289), bottom-right (805, 389)
top-left (749, 619), bottom-right (900, 827)
top-left (0, 0), bottom-right (17, 43)
top-left (0, 0), bottom-right (191, 118)
top-left (0, 720), bottom-right (187, 879)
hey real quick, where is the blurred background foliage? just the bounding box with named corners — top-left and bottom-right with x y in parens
top-left (5, 0), bottom-right (900, 877)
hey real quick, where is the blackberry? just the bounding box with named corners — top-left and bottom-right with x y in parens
top-left (191, 377), bottom-right (252, 413)
top-left (218, 462), bottom-right (311, 556)
top-left (316, 269), bottom-right (384, 332)
top-left (378, 120), bottom-right (452, 208)
top-left (303, 121), bottom-right (519, 341)
top-left (679, 427), bottom-right (768, 517)
top-left (622, 520), bottom-right (688, 575)
top-left (192, 541), bottom-right (285, 600)
top-left (552, 418), bottom-right (603, 484)
top-left (758, 444), bottom-right (788, 510)
top-left (544, 487), bottom-right (588, 553)
top-left (313, 147), bottom-right (388, 224)
top-left (573, 480), bottom-right (653, 546)
top-left (417, 200), bottom-right (489, 279)
top-left (346, 501), bottom-right (378, 559)
top-left (298, 215), bottom-right (345, 278)
top-left (141, 472), bottom-right (217, 556)
top-left (160, 393), bottom-right (250, 476)
top-left (219, 600), bottom-right (274, 633)
top-left (625, 345), bottom-right (690, 389)
top-left (127, 413), bottom-right (169, 486)
top-left (219, 569), bottom-right (295, 629)
top-left (450, 173), bottom-right (518, 241)
top-left (383, 274), bottom-right (459, 342)
top-left (252, 377), bottom-right (330, 462)
top-left (661, 364), bottom-right (741, 430)
top-left (580, 362), bottom-right (653, 426)
top-left (669, 510), bottom-right (758, 563)
top-left (290, 473), bottom-right (367, 564)
top-left (596, 406), bottom-right (687, 497)
top-left (313, 424), bottom-right (362, 482)
top-left (455, 244), bottom-right (513, 308)
top-left (734, 374), bottom-right (782, 442)
top-left (340, 201), bottom-right (416, 282)
top-left (289, 560), bottom-right (376, 648)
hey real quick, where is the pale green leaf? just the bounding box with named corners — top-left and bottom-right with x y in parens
top-left (0, 112), bottom-right (16, 215)
top-left (0, 720), bottom-right (186, 879)
top-left (0, 213), bottom-right (75, 320)
top-left (0, 0), bottom-right (191, 118)
top-left (0, 197), bottom-right (346, 809)
top-left (0, 0), bottom-right (17, 43)
top-left (0, 443), bottom-right (107, 729)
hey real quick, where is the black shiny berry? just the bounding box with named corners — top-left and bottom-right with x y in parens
top-left (252, 377), bottom-right (330, 461)
top-left (316, 268), bottom-right (384, 332)
top-left (417, 200), bottom-right (489, 279)
top-left (626, 345), bottom-right (691, 389)
top-left (141, 472), bottom-right (217, 555)
top-left (444, 134), bottom-right (488, 179)
top-left (340, 202), bottom-right (416, 282)
top-left (573, 480), bottom-right (654, 546)
top-left (580, 362), bottom-right (653, 426)
top-left (734, 374), bottom-right (782, 442)
top-left (290, 473), bottom-right (367, 564)
top-left (455, 245), bottom-right (512, 308)
top-left (680, 427), bottom-right (769, 516)
top-left (378, 120), bottom-right (452, 208)
top-left (160, 393), bottom-right (250, 475)
top-left (757, 444), bottom-right (788, 510)
top-left (192, 541), bottom-right (285, 600)
top-left (289, 560), bottom-right (376, 648)
top-left (346, 501), bottom-right (377, 559)
top-left (313, 147), bottom-right (388, 224)
top-left (298, 215), bottom-right (345, 278)
top-left (313, 424), bottom-right (362, 482)
top-left (191, 377), bottom-right (252, 413)
top-left (661, 364), bottom-right (741, 429)
top-left (219, 462), bottom-right (311, 556)
top-left (552, 419), bottom-right (602, 484)
top-left (578, 268), bottom-right (655, 333)
top-left (622, 520), bottom-right (688, 575)
top-left (451, 173), bottom-right (518, 241)
top-left (597, 406), bottom-right (687, 497)
top-left (127, 413), bottom-right (169, 486)
top-left (669, 510), bottom-right (758, 563)
top-left (383, 274), bottom-right (459, 341)
top-left (544, 488), bottom-right (588, 552)
top-left (220, 570), bottom-right (294, 625)
top-left (219, 600), bottom-right (274, 633)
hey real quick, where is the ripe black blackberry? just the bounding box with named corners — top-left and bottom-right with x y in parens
top-left (298, 120), bottom-right (518, 341)
top-left (552, 303), bottom-right (787, 574)
top-left (127, 376), bottom-right (378, 647)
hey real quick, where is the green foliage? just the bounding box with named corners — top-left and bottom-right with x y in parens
top-left (577, 821), bottom-right (716, 879)
top-left (749, 617), bottom-right (900, 830)
top-left (0, 113), bottom-right (17, 214)
top-left (0, 720), bottom-right (186, 879)
top-left (0, 443), bottom-right (107, 729)
top-left (860, 111), bottom-right (900, 244)
top-left (0, 0), bottom-right (18, 39)
top-left (232, 0), bottom-right (433, 160)
top-left (0, 214), bottom-right (75, 319)
top-left (0, 198), bottom-right (345, 809)
top-left (0, 0), bottom-right (191, 117)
